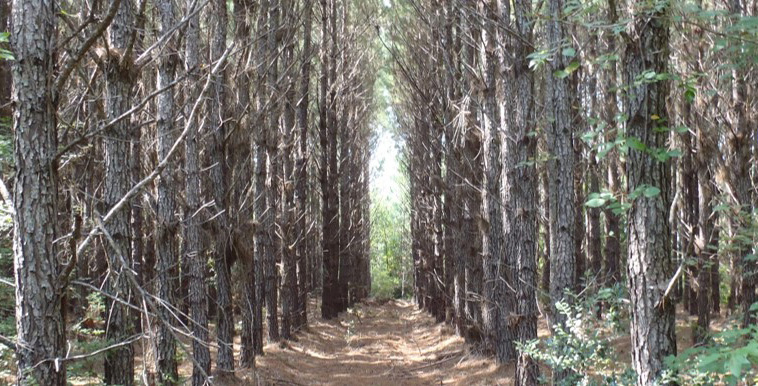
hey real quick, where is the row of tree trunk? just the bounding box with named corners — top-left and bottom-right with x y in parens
top-left (395, 0), bottom-right (757, 385)
top-left (6, 0), bottom-right (377, 384)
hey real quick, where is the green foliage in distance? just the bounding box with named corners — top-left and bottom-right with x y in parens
top-left (370, 184), bottom-right (410, 302)
top-left (370, 191), bottom-right (411, 300)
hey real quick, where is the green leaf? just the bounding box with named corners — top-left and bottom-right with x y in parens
top-left (626, 137), bottom-right (647, 151)
top-left (643, 186), bottom-right (661, 198)
top-left (726, 353), bottom-right (749, 381)
top-left (562, 47), bottom-right (576, 57)
top-left (698, 352), bottom-right (722, 368)
top-left (565, 60), bottom-right (581, 73)
top-left (749, 302), bottom-right (758, 312)
top-left (585, 198), bottom-right (607, 208)
top-left (685, 88), bottom-right (696, 103)
top-left (581, 131), bottom-right (597, 142)
top-left (0, 32), bottom-right (9, 42)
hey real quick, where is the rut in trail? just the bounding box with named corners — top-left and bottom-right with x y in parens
top-left (253, 299), bottom-right (515, 385)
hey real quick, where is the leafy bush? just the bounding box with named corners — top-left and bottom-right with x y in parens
top-left (517, 287), bottom-right (635, 385)
top-left (663, 306), bottom-right (758, 386)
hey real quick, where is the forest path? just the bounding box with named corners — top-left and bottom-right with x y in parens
top-left (250, 299), bottom-right (513, 385)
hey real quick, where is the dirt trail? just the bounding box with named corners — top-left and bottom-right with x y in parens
top-left (251, 299), bottom-right (513, 385)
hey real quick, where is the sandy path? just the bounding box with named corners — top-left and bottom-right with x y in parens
top-left (248, 299), bottom-right (513, 385)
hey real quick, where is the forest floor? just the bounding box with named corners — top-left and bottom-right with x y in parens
top-left (28, 297), bottom-right (730, 385)
top-left (240, 298), bottom-right (521, 385)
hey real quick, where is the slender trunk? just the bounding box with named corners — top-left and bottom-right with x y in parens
top-left (154, 0), bottom-right (179, 382)
top-left (253, 0), bottom-right (270, 355)
top-left (265, 0), bottom-right (282, 340)
top-left (481, 0), bottom-right (504, 356)
top-left (625, 0), bottom-right (676, 382)
top-left (546, 0), bottom-right (576, 338)
top-left (511, 0), bottom-right (540, 382)
top-left (207, 0), bottom-right (234, 371)
top-left (603, 0), bottom-right (621, 286)
top-left (11, 0), bottom-right (66, 383)
top-left (320, 0), bottom-right (341, 319)
top-left (280, 0), bottom-right (297, 340)
top-left (295, 0), bottom-right (314, 330)
top-left (729, 0), bottom-right (756, 327)
top-left (232, 0), bottom-right (256, 368)
top-left (184, 0), bottom-right (210, 382)
top-left (103, 1), bottom-right (136, 383)
top-left (442, 0), bottom-right (460, 328)
top-left (461, 10), bottom-right (483, 335)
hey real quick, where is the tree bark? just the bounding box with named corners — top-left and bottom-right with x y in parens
top-left (11, 0), bottom-right (66, 383)
top-left (103, 1), bottom-right (136, 383)
top-left (280, 0), bottom-right (297, 340)
top-left (295, 0), bottom-right (314, 330)
top-left (253, 0), bottom-right (270, 355)
top-left (510, 0), bottom-right (540, 382)
top-left (265, 0), bottom-right (281, 340)
top-left (320, 0), bottom-right (342, 319)
top-left (602, 0), bottom-right (621, 286)
top-left (184, 1), bottom-right (210, 383)
top-left (154, 0), bottom-right (179, 381)
top-left (207, 0), bottom-right (235, 372)
top-left (624, 0), bottom-right (677, 382)
top-left (481, 0), bottom-right (504, 357)
top-left (546, 0), bottom-right (576, 336)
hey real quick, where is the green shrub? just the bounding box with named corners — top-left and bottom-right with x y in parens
top-left (663, 306), bottom-right (758, 386)
top-left (517, 286), bottom-right (635, 385)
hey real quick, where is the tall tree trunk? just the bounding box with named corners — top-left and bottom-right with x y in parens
top-left (265, 0), bottom-right (281, 340)
top-left (481, 0), bottom-right (504, 356)
top-left (280, 0), bottom-right (297, 340)
top-left (461, 10), bottom-right (483, 335)
top-left (295, 0), bottom-right (313, 327)
top-left (184, 0), bottom-right (210, 383)
top-left (253, 0), bottom-right (270, 355)
top-left (11, 0), bottom-right (66, 383)
top-left (694, 136), bottom-right (715, 344)
top-left (546, 0), bottom-right (576, 338)
top-left (442, 0), bottom-right (461, 330)
top-left (728, 0), bottom-right (756, 327)
top-left (320, 0), bottom-right (341, 319)
top-left (295, 0), bottom-right (314, 330)
top-left (155, 0), bottom-right (179, 382)
top-left (232, 0), bottom-right (256, 368)
top-left (624, 0), bottom-right (676, 382)
top-left (207, 0), bottom-right (235, 372)
top-left (103, 1), bottom-right (136, 383)
top-left (511, 0), bottom-right (540, 382)
top-left (602, 0), bottom-right (621, 286)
